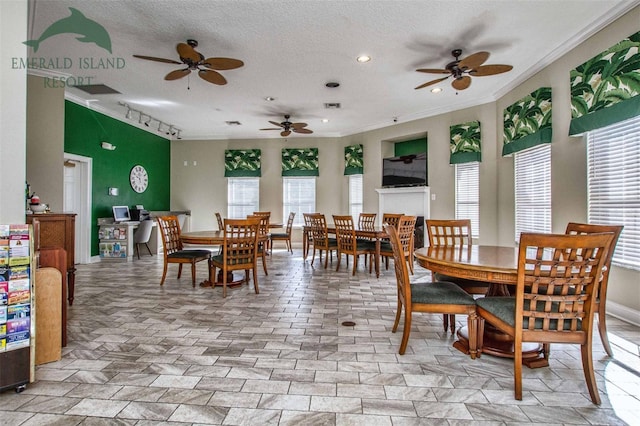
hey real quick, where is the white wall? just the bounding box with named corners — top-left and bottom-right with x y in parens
top-left (0, 1), bottom-right (28, 223)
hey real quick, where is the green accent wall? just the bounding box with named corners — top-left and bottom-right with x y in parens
top-left (394, 137), bottom-right (427, 156)
top-left (64, 101), bottom-right (171, 256)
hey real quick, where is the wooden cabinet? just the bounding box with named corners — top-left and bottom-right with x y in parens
top-left (26, 213), bottom-right (76, 305)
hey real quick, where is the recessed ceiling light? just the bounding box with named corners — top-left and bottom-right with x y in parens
top-left (356, 55), bottom-right (371, 63)
top-left (321, 119), bottom-right (329, 123)
top-left (264, 96), bottom-right (275, 101)
top-left (431, 87), bottom-right (443, 93)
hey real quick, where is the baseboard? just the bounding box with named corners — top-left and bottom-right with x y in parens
top-left (607, 301), bottom-right (640, 327)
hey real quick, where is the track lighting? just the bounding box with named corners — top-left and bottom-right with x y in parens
top-left (144, 116), bottom-right (152, 126)
top-left (176, 129), bottom-right (182, 140)
top-left (167, 125), bottom-right (177, 136)
top-left (118, 102), bottom-right (182, 139)
top-left (125, 107), bottom-right (132, 119)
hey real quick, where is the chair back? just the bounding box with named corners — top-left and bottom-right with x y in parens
top-left (157, 215), bottom-right (184, 255)
top-left (333, 215), bottom-right (358, 253)
top-left (284, 212), bottom-right (296, 234)
top-left (309, 213), bottom-right (329, 246)
top-left (384, 224), bottom-right (411, 302)
top-left (252, 211), bottom-right (271, 220)
top-left (134, 219), bottom-right (154, 244)
top-left (222, 218), bottom-right (260, 266)
top-left (215, 212), bottom-right (224, 231)
top-left (515, 232), bottom-right (614, 339)
top-left (358, 213), bottom-right (377, 230)
top-left (397, 215), bottom-right (417, 258)
top-left (427, 219), bottom-right (472, 246)
top-left (382, 213), bottom-right (403, 229)
top-left (248, 214), bottom-right (270, 237)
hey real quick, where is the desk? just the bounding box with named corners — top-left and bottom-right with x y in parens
top-left (302, 224), bottom-right (387, 277)
top-left (414, 245), bottom-right (546, 365)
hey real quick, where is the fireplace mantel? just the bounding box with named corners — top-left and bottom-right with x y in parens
top-left (375, 186), bottom-right (430, 241)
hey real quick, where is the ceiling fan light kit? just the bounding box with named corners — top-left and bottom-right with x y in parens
top-left (260, 114), bottom-right (314, 137)
top-left (415, 49), bottom-right (513, 91)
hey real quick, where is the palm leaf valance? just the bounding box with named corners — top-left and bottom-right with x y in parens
top-left (282, 148), bottom-right (319, 176)
top-left (344, 144), bottom-right (363, 175)
top-left (450, 121), bottom-right (481, 164)
top-left (569, 30), bottom-right (640, 135)
top-left (503, 87), bottom-right (552, 156)
top-left (224, 149), bottom-right (261, 177)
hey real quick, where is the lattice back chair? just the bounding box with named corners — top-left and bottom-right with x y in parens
top-left (382, 213), bottom-right (403, 228)
top-left (379, 214), bottom-right (412, 272)
top-left (247, 214), bottom-right (270, 275)
top-left (476, 232), bottom-right (615, 404)
top-left (385, 224), bottom-right (480, 357)
top-left (210, 218), bottom-right (260, 298)
top-left (157, 215), bottom-right (212, 287)
top-left (565, 222), bottom-right (623, 357)
top-left (270, 212), bottom-right (296, 254)
top-left (426, 219), bottom-right (490, 334)
top-left (308, 213), bottom-right (338, 269)
top-left (333, 215), bottom-right (376, 275)
top-left (302, 213), bottom-right (316, 259)
top-left (358, 212), bottom-right (377, 232)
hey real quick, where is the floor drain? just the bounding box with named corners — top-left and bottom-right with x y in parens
top-left (341, 321), bottom-right (356, 327)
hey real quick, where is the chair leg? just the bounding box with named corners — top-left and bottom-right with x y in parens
top-left (581, 341), bottom-right (601, 405)
top-left (135, 243), bottom-right (140, 260)
top-left (399, 308), bottom-right (412, 355)
top-left (392, 298), bottom-right (402, 333)
top-left (442, 314), bottom-right (449, 333)
top-left (514, 334), bottom-right (523, 401)
top-left (160, 262), bottom-right (168, 286)
top-left (144, 242), bottom-right (152, 256)
top-left (311, 247), bottom-right (317, 266)
top-left (253, 266), bottom-right (259, 294)
top-left (335, 252), bottom-right (342, 272)
top-left (449, 314), bottom-right (456, 335)
top-left (324, 249), bottom-right (329, 269)
top-left (177, 264), bottom-right (183, 279)
top-left (261, 251), bottom-right (268, 275)
top-left (598, 310), bottom-right (613, 357)
top-left (190, 261), bottom-right (196, 287)
top-left (352, 255), bottom-right (358, 275)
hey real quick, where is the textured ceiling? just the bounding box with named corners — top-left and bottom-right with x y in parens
top-left (26, 0), bottom-right (638, 140)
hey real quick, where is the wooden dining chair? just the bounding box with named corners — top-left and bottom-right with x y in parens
top-left (302, 213), bottom-right (315, 259)
top-left (157, 215), bottom-right (212, 286)
top-left (565, 222), bottom-right (623, 357)
top-left (308, 213), bottom-right (338, 269)
top-left (358, 212), bottom-right (377, 230)
top-left (384, 224), bottom-right (480, 357)
top-left (476, 232), bottom-right (614, 404)
top-left (426, 219), bottom-right (490, 333)
top-left (210, 218), bottom-right (260, 297)
top-left (379, 213), bottom-right (406, 271)
top-left (333, 215), bottom-right (376, 275)
top-left (270, 212), bottom-right (295, 254)
top-left (248, 214), bottom-right (270, 275)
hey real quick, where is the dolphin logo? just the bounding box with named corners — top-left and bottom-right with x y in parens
top-left (23, 7), bottom-right (112, 53)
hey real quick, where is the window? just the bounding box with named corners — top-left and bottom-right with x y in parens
top-left (514, 144), bottom-right (551, 242)
top-left (283, 177), bottom-right (316, 227)
top-left (588, 115), bottom-right (640, 270)
top-left (349, 174), bottom-right (363, 219)
top-left (455, 162), bottom-right (479, 239)
top-left (227, 178), bottom-right (259, 218)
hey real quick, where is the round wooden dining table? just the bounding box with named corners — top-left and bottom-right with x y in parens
top-left (414, 245), bottom-right (547, 366)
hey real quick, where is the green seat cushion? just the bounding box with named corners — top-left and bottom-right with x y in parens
top-left (168, 249), bottom-right (211, 259)
top-left (379, 242), bottom-right (393, 253)
top-left (211, 254), bottom-right (253, 267)
top-left (356, 241), bottom-right (377, 251)
top-left (476, 296), bottom-right (582, 330)
top-left (271, 232), bottom-right (288, 238)
top-left (411, 281), bottom-right (476, 305)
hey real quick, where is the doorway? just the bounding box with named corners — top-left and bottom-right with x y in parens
top-left (63, 153), bottom-right (92, 264)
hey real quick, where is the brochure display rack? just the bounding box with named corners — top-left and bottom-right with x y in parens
top-left (0, 224), bottom-right (35, 393)
top-left (98, 224), bottom-right (129, 260)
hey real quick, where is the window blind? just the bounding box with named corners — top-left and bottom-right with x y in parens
top-left (349, 174), bottom-right (363, 218)
top-left (588, 115), bottom-right (640, 270)
top-left (227, 177), bottom-right (259, 219)
top-left (283, 177), bottom-right (316, 227)
top-left (514, 144), bottom-right (551, 242)
top-left (455, 162), bottom-right (479, 238)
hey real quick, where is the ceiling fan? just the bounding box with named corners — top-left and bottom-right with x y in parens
top-left (415, 49), bottom-right (513, 91)
top-left (133, 39), bottom-right (244, 85)
top-left (260, 115), bottom-right (314, 137)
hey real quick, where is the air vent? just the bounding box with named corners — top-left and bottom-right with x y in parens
top-left (225, 121), bottom-right (242, 126)
top-left (74, 84), bottom-right (120, 95)
top-left (324, 103), bottom-right (341, 109)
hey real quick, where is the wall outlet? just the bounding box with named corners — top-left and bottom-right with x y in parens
top-left (431, 193), bottom-right (436, 201)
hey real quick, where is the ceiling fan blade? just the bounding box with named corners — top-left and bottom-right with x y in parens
top-left (260, 127), bottom-right (281, 131)
top-left (133, 54), bottom-right (181, 65)
top-left (291, 122), bottom-right (308, 129)
top-left (198, 69), bottom-right (227, 85)
top-left (452, 76), bottom-right (472, 90)
top-left (268, 121), bottom-right (285, 128)
top-left (414, 75), bottom-right (449, 90)
top-left (415, 68), bottom-right (449, 74)
top-left (164, 68), bottom-right (190, 80)
top-left (294, 128), bottom-right (313, 134)
top-left (202, 57), bottom-right (244, 70)
top-left (470, 64), bottom-right (513, 76)
top-left (176, 42), bottom-right (201, 62)
top-left (281, 130), bottom-right (291, 137)
top-left (459, 51), bottom-right (490, 70)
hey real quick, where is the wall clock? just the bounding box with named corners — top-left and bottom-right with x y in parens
top-left (129, 164), bottom-right (148, 193)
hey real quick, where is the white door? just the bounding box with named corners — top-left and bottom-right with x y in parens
top-left (63, 153), bottom-right (92, 264)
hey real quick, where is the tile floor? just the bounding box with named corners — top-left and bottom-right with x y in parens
top-left (1, 245), bottom-right (639, 425)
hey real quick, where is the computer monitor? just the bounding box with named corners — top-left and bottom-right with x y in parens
top-left (112, 206), bottom-right (131, 222)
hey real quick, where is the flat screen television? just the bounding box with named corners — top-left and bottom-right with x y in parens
top-left (382, 152), bottom-right (427, 187)
top-left (112, 205), bottom-right (131, 222)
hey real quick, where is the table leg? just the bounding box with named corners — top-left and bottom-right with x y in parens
top-left (375, 238), bottom-right (380, 278)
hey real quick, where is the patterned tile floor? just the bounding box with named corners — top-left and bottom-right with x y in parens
top-left (1, 245), bottom-right (639, 425)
